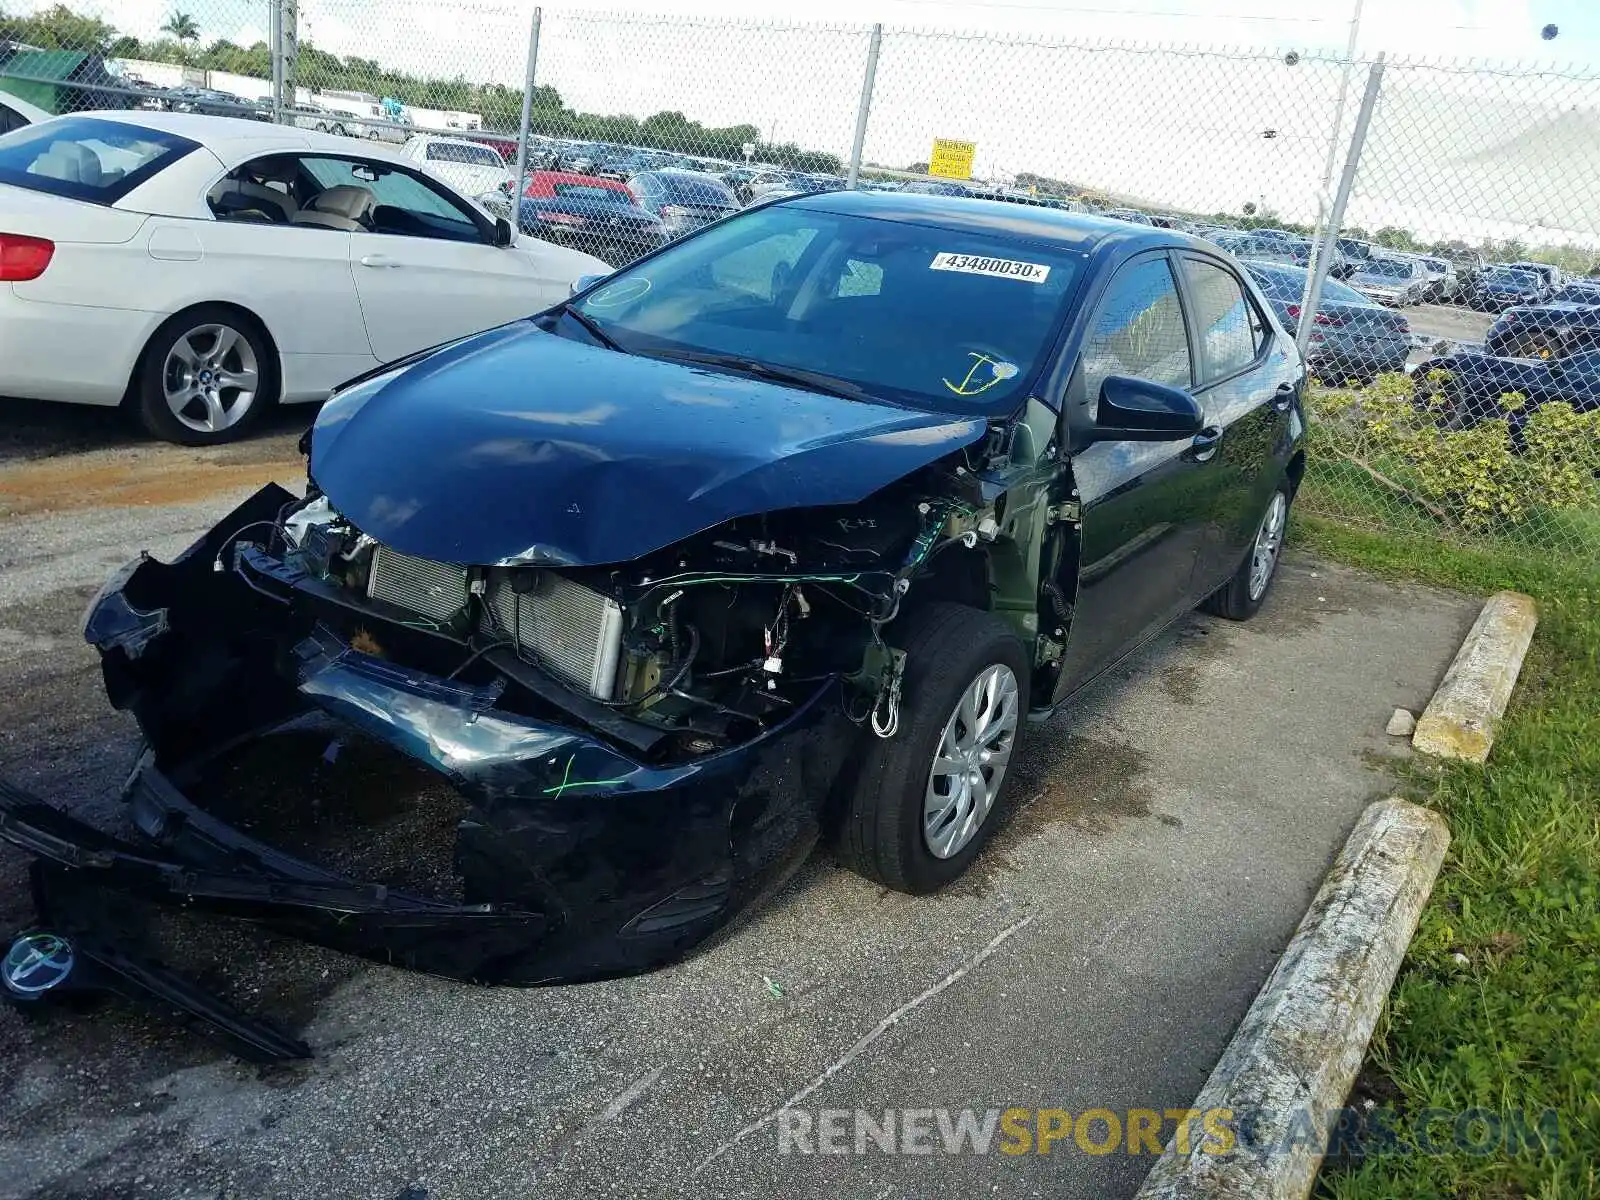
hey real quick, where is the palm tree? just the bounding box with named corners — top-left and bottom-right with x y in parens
top-left (161, 11), bottom-right (200, 43)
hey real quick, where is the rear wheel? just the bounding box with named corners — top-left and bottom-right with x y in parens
top-left (836, 604), bottom-right (1029, 894)
top-left (134, 307), bottom-right (276, 446)
top-left (1203, 483), bottom-right (1290, 621)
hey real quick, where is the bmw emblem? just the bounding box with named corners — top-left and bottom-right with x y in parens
top-left (2, 932), bottom-right (76, 998)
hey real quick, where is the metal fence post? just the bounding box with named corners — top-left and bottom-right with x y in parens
top-left (1297, 54), bottom-right (1385, 355)
top-left (269, 0), bottom-right (284, 124)
top-left (281, 0), bottom-right (298, 111)
top-left (846, 23), bottom-right (883, 189)
top-left (512, 7), bottom-right (543, 227)
top-left (1297, 0), bottom-right (1363, 336)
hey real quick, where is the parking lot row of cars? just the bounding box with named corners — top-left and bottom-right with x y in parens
top-left (481, 136), bottom-right (1591, 316)
top-left (2, 97), bottom-right (1595, 449)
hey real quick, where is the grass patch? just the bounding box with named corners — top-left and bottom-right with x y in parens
top-left (1291, 513), bottom-right (1600, 1198)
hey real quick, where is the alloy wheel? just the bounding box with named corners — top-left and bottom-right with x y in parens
top-left (1249, 491), bottom-right (1288, 601)
top-left (162, 323), bottom-right (260, 435)
top-left (923, 663), bottom-right (1020, 859)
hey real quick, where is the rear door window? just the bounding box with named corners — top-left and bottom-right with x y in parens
top-left (1181, 257), bottom-right (1266, 383)
top-left (659, 173), bottom-right (735, 207)
top-left (0, 116), bottom-right (199, 204)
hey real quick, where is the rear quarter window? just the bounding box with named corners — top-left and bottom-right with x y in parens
top-left (0, 116), bottom-right (199, 204)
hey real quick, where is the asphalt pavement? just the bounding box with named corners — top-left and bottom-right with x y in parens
top-left (0, 406), bottom-right (1481, 1200)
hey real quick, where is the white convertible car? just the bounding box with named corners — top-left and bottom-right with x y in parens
top-left (0, 112), bottom-right (608, 443)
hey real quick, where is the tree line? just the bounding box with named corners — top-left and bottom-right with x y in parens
top-left (0, 4), bottom-right (843, 172)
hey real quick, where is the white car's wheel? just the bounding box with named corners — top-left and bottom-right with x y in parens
top-left (135, 307), bottom-right (276, 446)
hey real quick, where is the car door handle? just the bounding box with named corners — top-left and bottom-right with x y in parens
top-left (360, 254), bottom-right (398, 269)
top-left (1272, 383), bottom-right (1296, 412)
top-left (1185, 425), bottom-right (1224, 463)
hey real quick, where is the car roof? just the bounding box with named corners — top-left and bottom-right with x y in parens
top-left (49, 109), bottom-right (412, 165)
top-left (786, 189), bottom-right (1203, 255)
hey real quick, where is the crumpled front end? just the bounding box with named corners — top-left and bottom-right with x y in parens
top-left (3, 403), bottom-right (1021, 1053)
top-left (36, 484), bottom-right (858, 990)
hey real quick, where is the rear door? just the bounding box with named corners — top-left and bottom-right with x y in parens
top-left (1176, 252), bottom-right (1297, 595)
top-left (1054, 252), bottom-right (1211, 698)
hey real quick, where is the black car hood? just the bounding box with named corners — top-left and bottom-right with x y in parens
top-left (310, 323), bottom-right (988, 567)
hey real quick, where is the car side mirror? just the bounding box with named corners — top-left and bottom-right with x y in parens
top-left (1090, 375), bottom-right (1204, 442)
top-left (493, 216), bottom-right (514, 247)
top-left (570, 272), bottom-right (609, 297)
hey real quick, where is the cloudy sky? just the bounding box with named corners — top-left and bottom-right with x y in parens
top-left (88, 0), bottom-right (1600, 61)
top-left (29, 0), bottom-right (1600, 239)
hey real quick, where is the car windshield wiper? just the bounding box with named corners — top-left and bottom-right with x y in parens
top-left (559, 303), bottom-right (625, 352)
top-left (646, 349), bottom-right (868, 401)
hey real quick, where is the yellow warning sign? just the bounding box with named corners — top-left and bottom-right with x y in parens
top-left (929, 138), bottom-right (976, 180)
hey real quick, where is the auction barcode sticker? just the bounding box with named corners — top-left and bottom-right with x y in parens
top-left (930, 253), bottom-right (1051, 283)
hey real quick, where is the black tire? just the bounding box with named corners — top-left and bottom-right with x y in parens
top-left (134, 306), bottom-right (277, 446)
top-left (1203, 481), bottom-right (1291, 621)
top-left (835, 603), bottom-right (1030, 894)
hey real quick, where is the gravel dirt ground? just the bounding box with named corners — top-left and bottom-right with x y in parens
top-left (0, 408), bottom-right (1480, 1200)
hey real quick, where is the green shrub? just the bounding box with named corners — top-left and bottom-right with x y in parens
top-left (1305, 373), bottom-right (1600, 533)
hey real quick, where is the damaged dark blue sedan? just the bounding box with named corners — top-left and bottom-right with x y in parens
top-left (2, 193), bottom-right (1307, 1050)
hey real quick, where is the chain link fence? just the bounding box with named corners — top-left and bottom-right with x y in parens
top-left (2, 2), bottom-right (1597, 570)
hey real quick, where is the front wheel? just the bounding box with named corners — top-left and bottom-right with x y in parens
top-left (835, 604), bottom-right (1030, 894)
top-left (134, 307), bottom-right (276, 445)
top-left (1203, 482), bottom-right (1290, 621)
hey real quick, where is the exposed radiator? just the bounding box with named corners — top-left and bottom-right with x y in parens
top-left (484, 570), bottom-right (625, 700)
top-left (366, 546), bottom-right (471, 624)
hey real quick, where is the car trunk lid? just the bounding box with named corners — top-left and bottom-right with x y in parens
top-left (0, 182), bottom-right (148, 244)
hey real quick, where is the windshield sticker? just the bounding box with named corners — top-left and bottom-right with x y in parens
top-left (943, 352), bottom-right (1019, 397)
top-left (931, 253), bottom-right (1051, 283)
top-left (586, 277), bottom-right (652, 308)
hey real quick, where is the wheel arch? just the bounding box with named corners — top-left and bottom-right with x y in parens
top-left (1285, 446), bottom-right (1307, 498)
